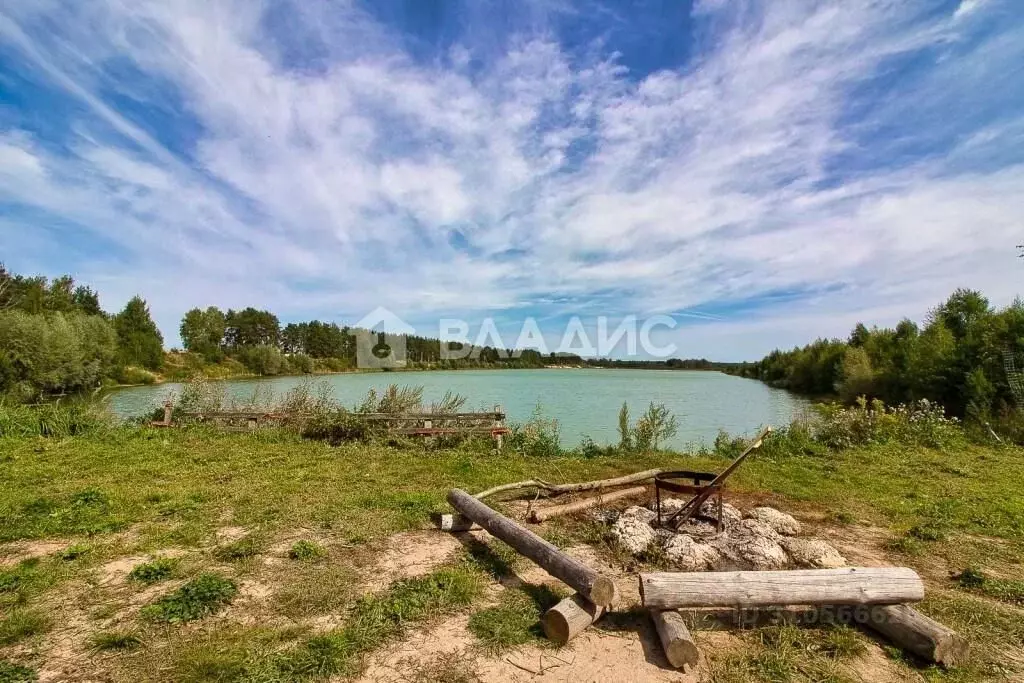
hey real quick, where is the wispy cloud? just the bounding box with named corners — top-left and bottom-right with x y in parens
top-left (0, 0), bottom-right (1021, 358)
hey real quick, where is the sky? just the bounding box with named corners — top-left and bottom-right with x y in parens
top-left (0, 0), bottom-right (1022, 361)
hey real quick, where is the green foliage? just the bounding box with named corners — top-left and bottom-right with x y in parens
top-left (288, 540), bottom-right (325, 562)
top-left (58, 544), bottom-right (90, 561)
top-left (813, 398), bottom-right (963, 450)
top-left (0, 660), bottom-right (37, 683)
top-left (142, 573), bottom-right (238, 623)
top-left (115, 365), bottom-right (157, 385)
top-left (0, 309), bottom-right (118, 397)
top-left (733, 290), bottom-right (1024, 440)
top-left (236, 344), bottom-right (286, 376)
top-left (88, 629), bottom-right (143, 651)
top-left (225, 308), bottom-right (280, 349)
top-left (467, 584), bottom-right (561, 653)
top-left (0, 609), bottom-right (50, 645)
top-left (0, 398), bottom-right (111, 438)
top-left (955, 567), bottom-right (1024, 605)
top-left (128, 558), bottom-right (179, 584)
top-left (615, 401), bottom-right (679, 451)
top-left (114, 296), bottom-right (164, 370)
top-left (617, 401), bottom-right (632, 450)
top-left (180, 307), bottom-right (227, 363)
top-left (508, 404), bottom-right (562, 457)
top-left (213, 537), bottom-right (261, 562)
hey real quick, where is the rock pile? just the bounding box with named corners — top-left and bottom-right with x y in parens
top-left (607, 500), bottom-right (845, 571)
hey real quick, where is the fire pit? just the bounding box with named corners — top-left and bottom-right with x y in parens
top-left (654, 470), bottom-right (724, 531)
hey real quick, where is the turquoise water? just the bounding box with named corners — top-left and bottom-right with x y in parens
top-left (105, 369), bottom-right (808, 449)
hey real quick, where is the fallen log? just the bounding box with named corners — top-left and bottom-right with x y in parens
top-left (528, 485), bottom-right (648, 523)
top-left (640, 567), bottom-right (924, 610)
top-left (447, 489), bottom-right (617, 606)
top-left (861, 604), bottom-right (968, 668)
top-left (475, 469), bottom-right (663, 500)
top-left (651, 610), bottom-right (700, 670)
top-left (542, 594), bottom-right (607, 645)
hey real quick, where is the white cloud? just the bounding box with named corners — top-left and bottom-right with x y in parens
top-left (0, 0), bottom-right (1021, 356)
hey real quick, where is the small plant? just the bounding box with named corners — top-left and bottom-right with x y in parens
top-left (617, 402), bottom-right (632, 450)
top-left (128, 558), bottom-right (178, 584)
top-left (213, 537), bottom-right (261, 562)
top-left (58, 544), bottom-right (90, 561)
top-left (0, 609), bottom-right (50, 646)
top-left (507, 404), bottom-right (561, 457)
top-left (89, 629), bottom-right (143, 651)
top-left (288, 540), bottom-right (326, 562)
top-left (615, 401), bottom-right (679, 451)
top-left (0, 660), bottom-right (37, 683)
top-left (142, 573), bottom-right (238, 623)
top-left (954, 567), bottom-right (1024, 605)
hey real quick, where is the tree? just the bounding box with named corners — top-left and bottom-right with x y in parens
top-left (180, 307), bottom-right (227, 362)
top-left (225, 308), bottom-right (280, 349)
top-left (114, 297), bottom-right (164, 370)
top-left (837, 347), bottom-right (877, 403)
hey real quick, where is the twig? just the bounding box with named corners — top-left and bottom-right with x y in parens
top-left (505, 657), bottom-right (540, 675)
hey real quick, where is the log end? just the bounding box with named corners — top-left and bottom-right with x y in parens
top-left (543, 595), bottom-right (605, 645)
top-left (664, 639), bottom-right (700, 669)
top-left (542, 609), bottom-right (572, 645)
top-left (590, 576), bottom-right (618, 608)
top-left (935, 635), bottom-right (970, 668)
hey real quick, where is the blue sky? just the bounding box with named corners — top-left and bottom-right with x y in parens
top-left (1, 0), bottom-right (1022, 360)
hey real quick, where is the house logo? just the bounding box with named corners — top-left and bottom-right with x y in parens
top-left (351, 307), bottom-right (414, 369)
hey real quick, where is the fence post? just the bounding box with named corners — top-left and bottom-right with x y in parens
top-left (494, 404), bottom-right (504, 451)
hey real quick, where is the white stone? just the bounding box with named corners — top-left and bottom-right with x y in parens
top-left (780, 537), bottom-right (847, 569)
top-left (746, 507), bottom-right (802, 536)
top-left (712, 519), bottom-right (787, 570)
top-left (611, 506), bottom-right (657, 555)
top-left (663, 534), bottom-right (721, 572)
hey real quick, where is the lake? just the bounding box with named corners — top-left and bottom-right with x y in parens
top-left (105, 369), bottom-right (809, 449)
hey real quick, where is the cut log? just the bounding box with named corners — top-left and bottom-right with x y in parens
top-left (651, 610), bottom-right (700, 670)
top-left (639, 567), bottom-right (924, 610)
top-left (447, 489), bottom-right (618, 606)
top-left (434, 513), bottom-right (481, 532)
top-left (528, 485), bottom-right (648, 523)
top-left (474, 469), bottom-right (663, 500)
top-left (542, 594), bottom-right (607, 645)
top-left (861, 604), bottom-right (968, 668)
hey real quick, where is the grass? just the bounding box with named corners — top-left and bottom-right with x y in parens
top-left (0, 609), bottom-right (50, 646)
top-left (127, 558), bottom-right (178, 584)
top-left (954, 567), bottom-right (1024, 606)
top-left (0, 661), bottom-right (37, 683)
top-left (1, 417), bottom-right (1023, 680)
top-left (141, 573), bottom-right (238, 623)
top-left (287, 540), bottom-right (325, 562)
top-left (213, 537), bottom-right (261, 562)
top-left (89, 629), bottom-right (143, 652)
top-left (706, 624), bottom-right (867, 683)
top-left (467, 584), bottom-right (563, 653)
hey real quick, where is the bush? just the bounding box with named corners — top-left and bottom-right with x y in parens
top-left (115, 366), bottom-right (157, 385)
top-left (302, 410), bottom-right (369, 445)
top-left (0, 398), bottom-right (111, 438)
top-left (236, 345), bottom-right (286, 376)
top-left (0, 310), bottom-right (118, 397)
top-left (289, 353), bottom-right (314, 374)
top-left (508, 405), bottom-right (561, 457)
top-left (128, 558), bottom-right (178, 584)
top-left (814, 398), bottom-right (963, 450)
top-left (288, 540), bottom-right (326, 562)
top-left (616, 401), bottom-right (679, 452)
top-left (142, 573), bottom-right (238, 623)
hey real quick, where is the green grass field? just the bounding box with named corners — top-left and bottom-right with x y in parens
top-left (1, 422), bottom-right (1022, 681)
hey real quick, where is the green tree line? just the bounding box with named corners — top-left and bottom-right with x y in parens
top-left (0, 264), bottom-right (164, 398)
top-left (727, 289), bottom-right (1024, 427)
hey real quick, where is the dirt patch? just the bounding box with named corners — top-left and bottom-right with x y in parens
top-left (0, 539), bottom-right (71, 567)
top-left (356, 615), bottom-right (478, 683)
top-left (215, 526), bottom-right (250, 543)
top-left (359, 531), bottom-right (465, 592)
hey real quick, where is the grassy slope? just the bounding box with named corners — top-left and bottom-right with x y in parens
top-left (0, 428), bottom-right (1022, 681)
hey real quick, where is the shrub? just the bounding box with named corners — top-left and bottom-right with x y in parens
top-left (302, 410), bottom-right (369, 445)
top-left (0, 398), bottom-right (111, 438)
top-left (142, 573), bottom-right (238, 623)
top-left (128, 558), bottom-right (178, 584)
top-left (115, 366), bottom-right (157, 386)
top-left (236, 345), bottom-right (286, 376)
top-left (616, 401), bottom-right (679, 452)
top-left (289, 353), bottom-right (314, 374)
top-left (814, 398), bottom-right (962, 450)
top-left (288, 540), bottom-right (326, 562)
top-left (508, 405), bottom-right (561, 457)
